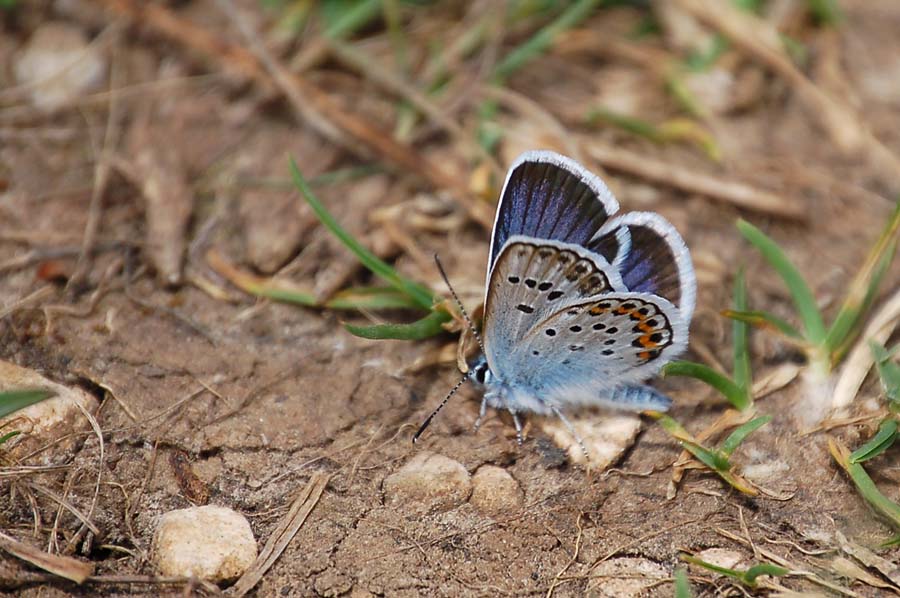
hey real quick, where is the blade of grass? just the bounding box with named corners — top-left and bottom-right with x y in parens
top-left (806, 0), bottom-right (841, 25)
top-left (737, 219), bottom-right (826, 345)
top-left (0, 389), bottom-right (56, 420)
top-left (674, 567), bottom-right (692, 598)
top-left (344, 309), bottom-right (451, 340)
top-left (0, 430), bottom-right (21, 445)
top-left (830, 437), bottom-right (900, 532)
top-left (849, 419), bottom-right (897, 464)
top-left (870, 341), bottom-right (900, 406)
top-left (825, 201), bottom-right (900, 359)
top-left (721, 309), bottom-right (803, 340)
top-left (651, 414), bottom-right (729, 470)
top-left (289, 157), bottom-right (436, 310)
top-left (732, 269), bottom-right (752, 399)
top-left (492, 0), bottom-right (605, 83)
top-left (322, 0), bottom-right (381, 39)
top-left (719, 415), bottom-right (771, 458)
top-left (325, 287), bottom-right (422, 310)
top-left (662, 361), bottom-right (749, 411)
top-left (681, 555), bottom-right (787, 588)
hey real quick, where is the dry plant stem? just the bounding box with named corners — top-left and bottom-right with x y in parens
top-left (0, 530), bottom-right (94, 584)
top-left (325, 39), bottom-right (501, 176)
top-left (481, 85), bottom-right (584, 163)
top-left (201, 0), bottom-right (491, 228)
top-left (228, 473), bottom-right (329, 597)
top-left (676, 0), bottom-right (900, 181)
top-left (584, 142), bottom-right (804, 219)
top-left (70, 45), bottom-right (125, 288)
top-left (0, 285), bottom-right (54, 320)
top-left (832, 286), bottom-right (900, 413)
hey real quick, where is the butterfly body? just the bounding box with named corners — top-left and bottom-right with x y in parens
top-left (414, 150), bottom-right (696, 449)
top-left (475, 151), bottom-right (695, 427)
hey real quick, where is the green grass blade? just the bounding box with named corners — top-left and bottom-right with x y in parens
top-left (744, 563), bottom-right (790, 584)
top-left (652, 414), bottom-right (729, 471)
top-left (492, 0), bottom-right (604, 83)
top-left (870, 341), bottom-right (900, 407)
top-left (674, 567), bottom-right (693, 598)
top-left (662, 361), bottom-right (749, 411)
top-left (345, 310), bottom-right (451, 340)
top-left (732, 269), bottom-right (752, 399)
top-left (884, 535), bottom-right (900, 547)
top-left (721, 309), bottom-right (803, 340)
top-left (0, 389), bottom-right (56, 419)
top-left (825, 201), bottom-right (900, 359)
top-left (720, 415), bottom-right (772, 458)
top-left (680, 554), bottom-right (745, 582)
top-left (322, 0), bottom-right (381, 38)
top-left (0, 430), bottom-right (22, 445)
top-left (830, 438), bottom-right (900, 533)
top-left (850, 419), bottom-right (898, 464)
top-left (325, 287), bottom-right (423, 310)
top-left (290, 157), bottom-right (436, 310)
top-left (737, 219), bottom-right (826, 345)
top-left (806, 0), bottom-right (842, 25)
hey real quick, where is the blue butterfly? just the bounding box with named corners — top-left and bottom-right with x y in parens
top-left (416, 151), bottom-right (696, 453)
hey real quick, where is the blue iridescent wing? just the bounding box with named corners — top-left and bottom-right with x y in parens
top-left (487, 151), bottom-right (621, 279)
top-left (592, 212), bottom-right (696, 322)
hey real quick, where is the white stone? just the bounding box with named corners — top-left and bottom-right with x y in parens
top-left (14, 22), bottom-right (106, 110)
top-left (0, 360), bottom-right (99, 463)
top-left (153, 505), bottom-right (257, 582)
top-left (383, 452), bottom-right (471, 511)
top-left (469, 465), bottom-right (523, 515)
top-left (588, 557), bottom-right (668, 597)
top-left (541, 413), bottom-right (642, 468)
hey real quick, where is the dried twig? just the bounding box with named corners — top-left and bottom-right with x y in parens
top-left (675, 0), bottom-right (900, 181)
top-left (0, 530), bottom-right (94, 584)
top-left (228, 472), bottom-right (329, 597)
top-left (584, 141), bottom-right (805, 219)
top-left (97, 0), bottom-right (491, 227)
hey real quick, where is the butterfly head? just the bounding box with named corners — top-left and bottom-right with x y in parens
top-left (469, 356), bottom-right (493, 387)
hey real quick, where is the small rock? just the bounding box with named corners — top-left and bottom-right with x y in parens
top-left (152, 505), bottom-right (257, 582)
top-left (541, 413), bottom-right (642, 468)
top-left (14, 22), bottom-right (106, 111)
top-left (588, 557), bottom-right (668, 597)
top-left (383, 452), bottom-right (471, 511)
top-left (694, 548), bottom-right (746, 571)
top-left (0, 360), bottom-right (99, 464)
top-left (469, 466), bottom-right (523, 515)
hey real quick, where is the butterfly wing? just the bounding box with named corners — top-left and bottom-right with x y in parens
top-left (592, 212), bottom-right (696, 322)
top-left (483, 236), bottom-right (625, 382)
top-left (484, 240), bottom-right (689, 412)
top-left (487, 151), bottom-right (622, 289)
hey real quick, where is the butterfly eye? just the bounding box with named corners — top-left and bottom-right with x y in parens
top-left (474, 364), bottom-right (487, 384)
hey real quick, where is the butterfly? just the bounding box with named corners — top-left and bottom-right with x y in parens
top-left (415, 150), bottom-right (696, 454)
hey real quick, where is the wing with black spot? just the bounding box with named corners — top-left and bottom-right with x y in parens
top-left (483, 237), bottom-right (624, 383)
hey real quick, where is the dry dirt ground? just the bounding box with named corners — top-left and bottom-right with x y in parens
top-left (2, 1), bottom-right (900, 596)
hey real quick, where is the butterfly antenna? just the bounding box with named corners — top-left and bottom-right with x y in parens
top-left (433, 254), bottom-right (486, 355)
top-left (413, 370), bottom-right (472, 443)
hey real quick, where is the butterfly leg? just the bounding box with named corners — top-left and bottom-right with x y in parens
top-left (551, 407), bottom-right (590, 462)
top-left (473, 396), bottom-right (489, 432)
top-left (510, 410), bottom-right (524, 446)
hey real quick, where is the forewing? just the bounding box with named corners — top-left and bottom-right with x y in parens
top-left (591, 212), bottom-right (696, 322)
top-left (487, 151), bottom-right (619, 280)
top-left (483, 237), bottom-right (624, 381)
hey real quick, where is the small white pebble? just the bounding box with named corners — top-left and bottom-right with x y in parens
top-left (469, 465), bottom-right (523, 515)
top-left (153, 505), bottom-right (257, 582)
top-left (382, 452), bottom-right (471, 511)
